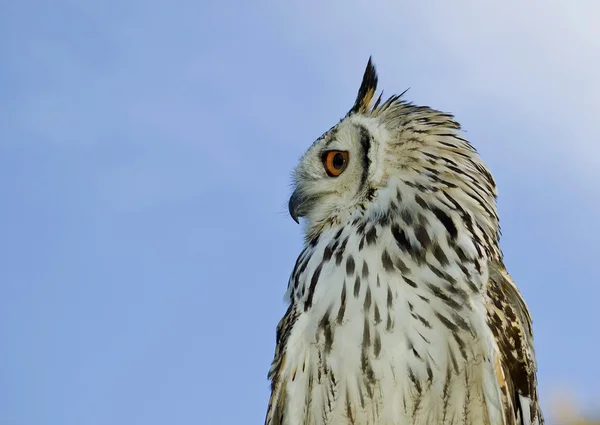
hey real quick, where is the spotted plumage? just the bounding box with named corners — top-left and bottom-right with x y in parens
top-left (265, 58), bottom-right (543, 425)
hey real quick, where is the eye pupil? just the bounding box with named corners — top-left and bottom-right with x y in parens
top-left (332, 152), bottom-right (345, 169)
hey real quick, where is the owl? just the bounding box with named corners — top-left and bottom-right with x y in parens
top-left (265, 58), bottom-right (543, 425)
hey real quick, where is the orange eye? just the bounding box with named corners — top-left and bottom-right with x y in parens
top-left (322, 150), bottom-right (349, 177)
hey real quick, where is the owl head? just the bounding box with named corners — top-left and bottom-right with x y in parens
top-left (289, 58), bottom-right (499, 248)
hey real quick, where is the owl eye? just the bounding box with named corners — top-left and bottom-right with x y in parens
top-left (322, 150), bottom-right (349, 177)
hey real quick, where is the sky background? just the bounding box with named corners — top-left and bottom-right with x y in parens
top-left (2, 1), bottom-right (600, 424)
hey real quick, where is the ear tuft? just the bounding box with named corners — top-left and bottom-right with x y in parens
top-left (349, 57), bottom-right (378, 115)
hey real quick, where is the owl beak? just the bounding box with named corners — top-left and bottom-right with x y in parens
top-left (288, 190), bottom-right (301, 223)
top-left (289, 189), bottom-right (317, 223)
top-left (288, 190), bottom-right (306, 223)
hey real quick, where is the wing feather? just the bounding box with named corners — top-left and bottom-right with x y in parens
top-left (487, 261), bottom-right (544, 425)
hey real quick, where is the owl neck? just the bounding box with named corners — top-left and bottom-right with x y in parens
top-left (303, 176), bottom-right (501, 264)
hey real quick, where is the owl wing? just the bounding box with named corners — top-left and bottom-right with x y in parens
top-left (486, 260), bottom-right (544, 425)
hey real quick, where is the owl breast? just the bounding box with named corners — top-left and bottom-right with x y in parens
top-left (277, 216), bottom-right (506, 425)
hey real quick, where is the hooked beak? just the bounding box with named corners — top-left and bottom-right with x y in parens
top-left (288, 190), bottom-right (302, 223)
top-left (289, 189), bottom-right (316, 224)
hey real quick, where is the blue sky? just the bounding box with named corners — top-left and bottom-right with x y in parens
top-left (2, 1), bottom-right (599, 424)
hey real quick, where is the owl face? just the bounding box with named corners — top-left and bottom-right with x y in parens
top-left (288, 116), bottom-right (383, 227)
top-left (288, 58), bottom-right (386, 232)
top-left (289, 58), bottom-right (499, 245)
